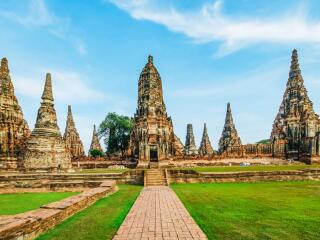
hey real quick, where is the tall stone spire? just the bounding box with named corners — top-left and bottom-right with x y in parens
top-left (41, 73), bottom-right (54, 101)
top-left (88, 124), bottom-right (103, 156)
top-left (0, 57), bottom-right (30, 170)
top-left (64, 105), bottom-right (85, 158)
top-left (198, 123), bottom-right (214, 156)
top-left (0, 57), bottom-right (9, 75)
top-left (219, 103), bottom-right (242, 152)
top-left (184, 124), bottom-right (198, 155)
top-left (32, 73), bottom-right (60, 136)
top-left (271, 49), bottom-right (320, 145)
top-left (23, 73), bottom-right (71, 171)
top-left (129, 55), bottom-right (179, 167)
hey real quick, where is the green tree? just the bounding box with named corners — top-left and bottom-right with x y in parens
top-left (256, 139), bottom-right (270, 144)
top-left (89, 149), bottom-right (104, 157)
top-left (98, 112), bottom-right (133, 156)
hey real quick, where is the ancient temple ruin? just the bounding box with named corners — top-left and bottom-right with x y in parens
top-left (271, 49), bottom-right (320, 162)
top-left (129, 55), bottom-right (180, 167)
top-left (184, 124), bottom-right (198, 155)
top-left (64, 105), bottom-right (85, 159)
top-left (198, 123), bottom-right (214, 156)
top-left (0, 58), bottom-right (30, 170)
top-left (219, 103), bottom-right (242, 152)
top-left (88, 124), bottom-right (103, 156)
top-left (23, 73), bottom-right (71, 171)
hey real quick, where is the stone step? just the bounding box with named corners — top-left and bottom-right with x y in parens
top-left (145, 169), bottom-right (167, 186)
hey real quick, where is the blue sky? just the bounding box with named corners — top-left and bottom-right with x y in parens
top-left (1, 0), bottom-right (320, 151)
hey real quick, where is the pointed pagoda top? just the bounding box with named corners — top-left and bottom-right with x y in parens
top-left (226, 102), bottom-right (234, 124)
top-left (199, 123), bottom-right (214, 156)
top-left (89, 124), bottom-right (103, 155)
top-left (142, 54), bottom-right (158, 74)
top-left (148, 55), bottom-right (153, 65)
top-left (0, 57), bottom-right (9, 75)
top-left (41, 73), bottom-right (54, 101)
top-left (66, 105), bottom-right (75, 126)
top-left (184, 123), bottom-right (198, 155)
top-left (202, 123), bottom-right (208, 137)
top-left (288, 48), bottom-right (302, 82)
top-left (219, 102), bottom-right (242, 152)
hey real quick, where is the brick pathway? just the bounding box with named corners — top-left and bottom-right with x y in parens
top-left (113, 186), bottom-right (207, 240)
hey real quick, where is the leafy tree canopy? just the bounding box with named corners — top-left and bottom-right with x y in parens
top-left (89, 149), bottom-right (104, 157)
top-left (98, 112), bottom-right (133, 156)
top-left (256, 139), bottom-right (270, 144)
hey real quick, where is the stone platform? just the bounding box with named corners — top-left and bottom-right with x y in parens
top-left (0, 180), bottom-right (117, 240)
top-left (113, 186), bottom-right (207, 240)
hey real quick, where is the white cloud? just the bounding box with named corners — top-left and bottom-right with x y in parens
top-left (109, 0), bottom-right (320, 56)
top-left (14, 69), bottom-right (106, 103)
top-left (0, 0), bottom-right (87, 55)
top-left (0, 0), bottom-right (54, 26)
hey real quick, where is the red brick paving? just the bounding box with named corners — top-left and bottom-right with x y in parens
top-left (113, 186), bottom-right (207, 240)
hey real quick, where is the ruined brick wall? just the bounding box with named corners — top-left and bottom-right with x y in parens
top-left (167, 169), bottom-right (320, 184)
top-left (0, 181), bottom-right (117, 240)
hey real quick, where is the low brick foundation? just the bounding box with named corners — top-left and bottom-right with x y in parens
top-left (0, 180), bottom-right (117, 240)
top-left (167, 169), bottom-right (320, 183)
top-left (0, 170), bottom-right (143, 192)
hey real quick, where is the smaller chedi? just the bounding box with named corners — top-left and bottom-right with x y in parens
top-left (88, 124), bottom-right (103, 156)
top-left (0, 57), bottom-right (30, 170)
top-left (184, 124), bottom-right (198, 155)
top-left (63, 105), bottom-right (85, 159)
top-left (219, 103), bottom-right (242, 152)
top-left (198, 123), bottom-right (214, 156)
top-left (22, 73), bottom-right (71, 171)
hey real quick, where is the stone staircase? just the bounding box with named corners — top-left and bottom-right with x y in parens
top-left (145, 169), bottom-right (167, 186)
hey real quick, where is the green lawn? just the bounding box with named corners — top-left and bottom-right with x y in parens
top-left (190, 164), bottom-right (320, 173)
top-left (74, 168), bottom-right (129, 174)
top-left (172, 181), bottom-right (320, 240)
top-left (0, 192), bottom-right (78, 215)
top-left (37, 184), bottom-right (142, 240)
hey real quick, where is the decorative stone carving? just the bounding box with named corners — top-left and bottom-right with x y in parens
top-left (63, 105), bottom-right (85, 158)
top-left (271, 49), bottom-right (320, 160)
top-left (184, 124), bottom-right (198, 155)
top-left (0, 57), bottom-right (30, 170)
top-left (219, 102), bottom-right (242, 152)
top-left (88, 124), bottom-right (103, 155)
top-left (129, 55), bottom-right (180, 167)
top-left (198, 123), bottom-right (214, 156)
top-left (23, 73), bottom-right (71, 171)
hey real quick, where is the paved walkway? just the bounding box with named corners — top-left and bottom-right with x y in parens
top-left (113, 186), bottom-right (207, 240)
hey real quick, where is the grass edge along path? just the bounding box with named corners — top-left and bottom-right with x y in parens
top-left (172, 181), bottom-right (320, 240)
top-left (0, 192), bottom-right (78, 215)
top-left (36, 184), bottom-right (142, 240)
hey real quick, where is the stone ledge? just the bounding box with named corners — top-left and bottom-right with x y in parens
top-left (167, 169), bottom-right (320, 183)
top-left (0, 180), bottom-right (117, 240)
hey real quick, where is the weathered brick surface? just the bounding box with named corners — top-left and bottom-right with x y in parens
top-left (0, 180), bottom-right (117, 240)
top-left (0, 171), bottom-right (143, 192)
top-left (113, 186), bottom-right (207, 240)
top-left (168, 169), bottom-right (320, 183)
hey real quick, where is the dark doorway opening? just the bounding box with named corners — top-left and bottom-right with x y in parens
top-left (150, 146), bottom-right (158, 162)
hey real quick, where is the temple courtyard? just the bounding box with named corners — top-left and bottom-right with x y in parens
top-left (1, 176), bottom-right (319, 240)
top-left (1, 10), bottom-right (320, 239)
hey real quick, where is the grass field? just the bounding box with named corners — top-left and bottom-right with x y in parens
top-left (74, 168), bottom-right (129, 174)
top-left (172, 181), bottom-right (320, 240)
top-left (190, 164), bottom-right (320, 173)
top-left (37, 184), bottom-right (142, 240)
top-left (0, 192), bottom-right (78, 215)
